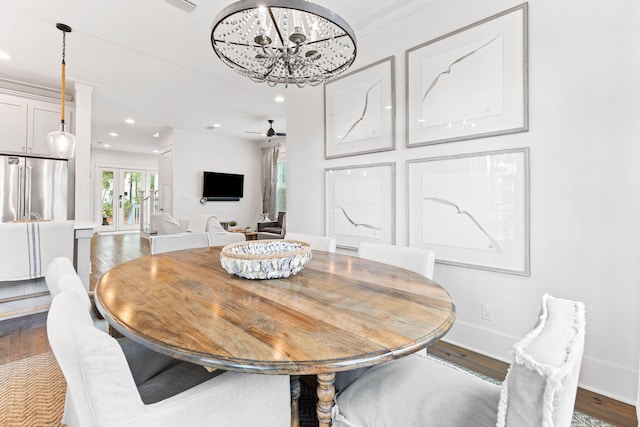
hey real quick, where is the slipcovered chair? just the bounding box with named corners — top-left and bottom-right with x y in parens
top-left (358, 242), bottom-right (436, 280)
top-left (204, 216), bottom-right (245, 246)
top-left (334, 243), bottom-right (437, 390)
top-left (333, 294), bottom-right (586, 427)
top-left (285, 232), bottom-right (337, 252)
top-left (150, 212), bottom-right (188, 235)
top-left (48, 292), bottom-right (291, 427)
top-left (149, 232), bottom-right (210, 255)
top-left (45, 257), bottom-right (108, 332)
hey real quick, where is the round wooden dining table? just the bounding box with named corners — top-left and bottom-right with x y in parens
top-left (95, 246), bottom-right (455, 427)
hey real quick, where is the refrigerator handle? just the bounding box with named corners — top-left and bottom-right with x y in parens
top-left (25, 165), bottom-right (32, 217)
top-left (17, 165), bottom-right (25, 220)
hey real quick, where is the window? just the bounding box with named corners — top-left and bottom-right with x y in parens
top-left (276, 160), bottom-right (286, 213)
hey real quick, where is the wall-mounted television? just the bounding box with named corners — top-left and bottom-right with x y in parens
top-left (202, 171), bottom-right (244, 201)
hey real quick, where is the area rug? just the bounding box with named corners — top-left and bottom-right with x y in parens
top-left (0, 352), bottom-right (65, 427)
top-left (0, 351), bottom-right (617, 427)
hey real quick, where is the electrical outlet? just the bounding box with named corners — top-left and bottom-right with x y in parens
top-left (482, 303), bottom-right (494, 321)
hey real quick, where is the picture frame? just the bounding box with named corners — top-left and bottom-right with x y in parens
top-left (325, 162), bottom-right (395, 250)
top-left (407, 148), bottom-right (529, 276)
top-left (406, 3), bottom-right (528, 147)
top-left (325, 56), bottom-right (396, 159)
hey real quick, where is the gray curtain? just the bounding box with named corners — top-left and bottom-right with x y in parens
top-left (261, 145), bottom-right (279, 221)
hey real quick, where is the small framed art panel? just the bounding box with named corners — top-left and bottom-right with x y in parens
top-left (406, 3), bottom-right (528, 147)
top-left (326, 163), bottom-right (395, 250)
top-left (407, 148), bottom-right (529, 275)
top-left (325, 56), bottom-right (395, 159)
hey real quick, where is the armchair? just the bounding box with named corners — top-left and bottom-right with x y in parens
top-left (333, 294), bottom-right (586, 427)
top-left (150, 212), bottom-right (188, 235)
top-left (48, 292), bottom-right (291, 427)
top-left (258, 211), bottom-right (286, 239)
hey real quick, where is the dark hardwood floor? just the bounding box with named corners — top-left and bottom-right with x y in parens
top-left (0, 233), bottom-right (636, 426)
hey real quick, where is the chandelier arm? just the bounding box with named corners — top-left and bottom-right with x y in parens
top-left (306, 33), bottom-right (351, 46)
top-left (267, 7), bottom-right (285, 46)
top-left (212, 39), bottom-right (257, 48)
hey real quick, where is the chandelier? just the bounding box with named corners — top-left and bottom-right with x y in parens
top-left (210, 0), bottom-right (357, 87)
top-left (47, 23), bottom-right (76, 158)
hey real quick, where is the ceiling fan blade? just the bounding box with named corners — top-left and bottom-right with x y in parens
top-left (245, 131), bottom-right (265, 135)
top-left (275, 132), bottom-right (286, 137)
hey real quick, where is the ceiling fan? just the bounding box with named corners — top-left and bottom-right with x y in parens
top-left (245, 119), bottom-right (286, 139)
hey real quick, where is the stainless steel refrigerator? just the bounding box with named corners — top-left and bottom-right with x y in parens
top-left (0, 154), bottom-right (74, 222)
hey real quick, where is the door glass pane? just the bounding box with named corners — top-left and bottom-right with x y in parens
top-left (122, 171), bottom-right (142, 225)
top-left (150, 173), bottom-right (159, 213)
top-left (101, 171), bottom-right (114, 226)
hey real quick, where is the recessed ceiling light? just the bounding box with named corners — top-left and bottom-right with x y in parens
top-left (104, 144), bottom-right (111, 148)
top-left (109, 132), bottom-right (118, 137)
top-left (274, 96), bottom-right (285, 103)
top-left (384, 105), bottom-right (392, 110)
top-left (125, 118), bottom-right (135, 125)
top-left (152, 132), bottom-right (160, 138)
top-left (0, 51), bottom-right (10, 60)
top-left (205, 124), bottom-right (222, 130)
top-left (152, 150), bottom-right (159, 154)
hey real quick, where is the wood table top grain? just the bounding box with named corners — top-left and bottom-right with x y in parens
top-left (95, 247), bottom-right (456, 375)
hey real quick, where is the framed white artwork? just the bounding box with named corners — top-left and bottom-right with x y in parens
top-left (325, 56), bottom-right (395, 159)
top-left (325, 162), bottom-right (395, 250)
top-left (406, 3), bottom-right (528, 147)
top-left (408, 148), bottom-right (529, 275)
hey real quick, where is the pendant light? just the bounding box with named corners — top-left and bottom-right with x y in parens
top-left (47, 23), bottom-right (76, 159)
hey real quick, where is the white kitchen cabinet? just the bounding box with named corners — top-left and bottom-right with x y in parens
top-left (0, 91), bottom-right (74, 156)
top-left (0, 94), bottom-right (28, 154)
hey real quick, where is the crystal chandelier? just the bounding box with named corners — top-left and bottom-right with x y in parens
top-left (47, 23), bottom-right (76, 159)
top-left (211, 0), bottom-right (357, 87)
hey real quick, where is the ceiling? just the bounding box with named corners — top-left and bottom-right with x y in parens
top-left (0, 0), bottom-right (416, 154)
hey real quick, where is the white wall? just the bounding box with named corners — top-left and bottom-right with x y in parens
top-left (92, 147), bottom-right (159, 170)
top-left (286, 0), bottom-right (640, 403)
top-left (169, 128), bottom-right (262, 228)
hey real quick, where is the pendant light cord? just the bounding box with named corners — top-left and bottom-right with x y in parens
top-left (60, 30), bottom-right (66, 129)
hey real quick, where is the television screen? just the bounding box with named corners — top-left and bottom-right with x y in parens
top-left (202, 171), bottom-right (244, 200)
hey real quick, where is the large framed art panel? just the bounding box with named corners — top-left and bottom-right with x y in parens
top-left (325, 56), bottom-right (395, 159)
top-left (406, 3), bottom-right (528, 147)
top-left (408, 148), bottom-right (529, 275)
top-left (326, 163), bottom-right (395, 250)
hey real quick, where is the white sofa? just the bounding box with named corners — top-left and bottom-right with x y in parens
top-left (150, 213), bottom-right (244, 247)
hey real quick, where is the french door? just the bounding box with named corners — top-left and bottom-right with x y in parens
top-left (96, 167), bottom-right (158, 232)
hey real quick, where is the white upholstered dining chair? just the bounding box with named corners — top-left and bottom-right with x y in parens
top-left (45, 257), bottom-right (109, 332)
top-left (335, 243), bottom-right (437, 391)
top-left (48, 291), bottom-right (291, 427)
top-left (285, 232), bottom-right (337, 252)
top-left (358, 242), bottom-right (436, 280)
top-left (333, 294), bottom-right (586, 427)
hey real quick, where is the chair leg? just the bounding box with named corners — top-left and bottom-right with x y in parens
top-left (290, 375), bottom-right (301, 427)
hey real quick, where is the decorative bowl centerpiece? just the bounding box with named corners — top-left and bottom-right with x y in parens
top-left (220, 239), bottom-right (312, 280)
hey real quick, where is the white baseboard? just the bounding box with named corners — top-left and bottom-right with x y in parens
top-left (442, 320), bottom-right (637, 405)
